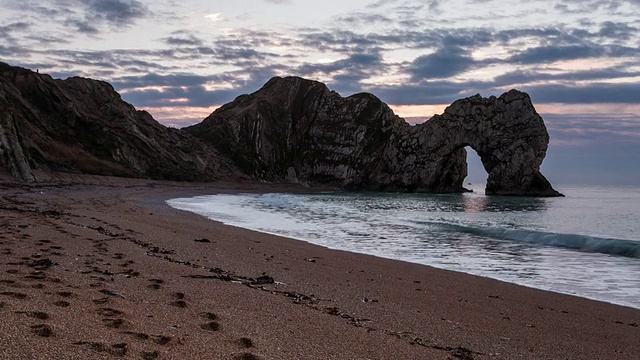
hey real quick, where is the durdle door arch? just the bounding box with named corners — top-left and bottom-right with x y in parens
top-left (415, 90), bottom-right (563, 196)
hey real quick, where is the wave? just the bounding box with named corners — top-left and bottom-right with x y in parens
top-left (415, 220), bottom-right (640, 259)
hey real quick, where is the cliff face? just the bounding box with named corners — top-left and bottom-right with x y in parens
top-left (0, 63), bottom-right (236, 181)
top-left (188, 76), bottom-right (562, 196)
top-left (0, 95), bottom-right (36, 182)
top-left (0, 63), bottom-right (560, 196)
top-left (187, 77), bottom-right (408, 187)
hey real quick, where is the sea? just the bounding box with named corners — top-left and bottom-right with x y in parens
top-left (167, 185), bottom-right (640, 310)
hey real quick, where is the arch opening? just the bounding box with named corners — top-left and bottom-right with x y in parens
top-left (463, 146), bottom-right (488, 193)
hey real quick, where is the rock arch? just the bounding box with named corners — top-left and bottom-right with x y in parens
top-left (188, 77), bottom-right (563, 196)
top-left (417, 90), bottom-right (561, 196)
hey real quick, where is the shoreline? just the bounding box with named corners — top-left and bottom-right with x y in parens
top-left (165, 190), bottom-right (640, 311)
top-left (1, 174), bottom-right (639, 359)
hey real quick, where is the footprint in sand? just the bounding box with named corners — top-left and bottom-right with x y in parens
top-left (73, 342), bottom-right (128, 356)
top-left (234, 353), bottom-right (261, 360)
top-left (123, 331), bottom-right (172, 345)
top-left (152, 335), bottom-right (171, 345)
top-left (200, 322), bottom-right (220, 331)
top-left (16, 311), bottom-right (49, 320)
top-left (199, 313), bottom-right (221, 332)
top-left (53, 300), bottom-right (70, 307)
top-left (98, 308), bottom-right (126, 328)
top-left (24, 272), bottom-right (46, 281)
top-left (31, 324), bottom-right (54, 337)
top-left (141, 351), bottom-right (159, 359)
top-left (93, 297), bottom-right (110, 305)
top-left (97, 307), bottom-right (124, 317)
top-left (170, 292), bottom-right (187, 308)
top-left (122, 269), bottom-right (140, 277)
top-left (147, 279), bottom-right (163, 290)
top-left (124, 331), bottom-right (149, 341)
top-left (0, 291), bottom-right (27, 299)
top-left (237, 337), bottom-right (254, 348)
top-left (103, 318), bottom-right (125, 329)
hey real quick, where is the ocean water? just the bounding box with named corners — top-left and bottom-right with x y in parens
top-left (167, 185), bottom-right (640, 309)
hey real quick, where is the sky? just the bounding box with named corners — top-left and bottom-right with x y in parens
top-left (1, 0), bottom-right (639, 185)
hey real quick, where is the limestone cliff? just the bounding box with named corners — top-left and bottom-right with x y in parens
top-left (188, 76), bottom-right (562, 196)
top-left (0, 96), bottom-right (36, 182)
top-left (0, 63), bottom-right (236, 181)
top-left (0, 64), bottom-right (561, 196)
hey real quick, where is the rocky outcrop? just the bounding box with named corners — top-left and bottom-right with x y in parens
top-left (0, 63), bottom-right (561, 196)
top-left (416, 91), bottom-right (560, 196)
top-left (0, 96), bottom-right (36, 182)
top-left (0, 63), bottom-right (237, 181)
top-left (189, 76), bottom-right (562, 196)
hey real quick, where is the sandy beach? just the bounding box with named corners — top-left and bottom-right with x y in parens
top-left (0, 173), bottom-right (638, 360)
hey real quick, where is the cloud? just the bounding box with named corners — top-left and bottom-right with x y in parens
top-left (163, 34), bottom-right (204, 46)
top-left (0, 21), bottom-right (31, 33)
top-left (545, 113), bottom-right (640, 145)
top-left (598, 21), bottom-right (638, 41)
top-left (506, 44), bottom-right (637, 64)
top-left (555, 0), bottom-right (640, 13)
top-left (335, 13), bottom-right (391, 26)
top-left (408, 46), bottom-right (475, 80)
top-left (111, 65), bottom-right (285, 108)
top-left (526, 83), bottom-right (640, 104)
top-left (494, 68), bottom-right (640, 85)
top-left (81, 0), bottom-right (148, 26)
top-left (4, 0), bottom-right (149, 35)
top-left (64, 19), bottom-right (100, 34)
top-left (360, 78), bottom-right (494, 105)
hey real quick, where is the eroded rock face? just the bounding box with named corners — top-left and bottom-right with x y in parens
top-left (421, 91), bottom-right (561, 196)
top-left (189, 76), bottom-right (562, 196)
top-left (0, 63), bottom-right (237, 181)
top-left (0, 96), bottom-right (36, 182)
top-left (0, 64), bottom-right (561, 196)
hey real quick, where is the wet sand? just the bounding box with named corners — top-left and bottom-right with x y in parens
top-left (0, 173), bottom-right (638, 359)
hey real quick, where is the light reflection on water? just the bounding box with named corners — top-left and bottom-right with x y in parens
top-left (168, 186), bottom-right (640, 309)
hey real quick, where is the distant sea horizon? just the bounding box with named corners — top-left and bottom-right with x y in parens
top-left (168, 184), bottom-right (640, 310)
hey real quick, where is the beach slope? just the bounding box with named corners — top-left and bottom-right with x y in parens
top-left (0, 175), bottom-right (637, 359)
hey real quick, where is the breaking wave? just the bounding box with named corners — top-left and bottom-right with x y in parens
top-left (417, 220), bottom-right (640, 258)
